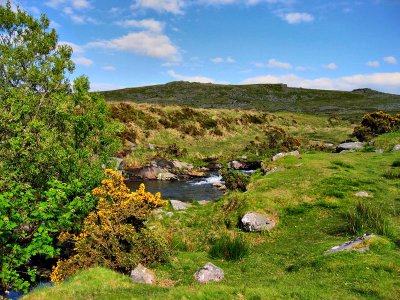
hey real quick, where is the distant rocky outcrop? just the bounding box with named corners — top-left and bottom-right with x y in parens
top-left (194, 262), bottom-right (224, 283)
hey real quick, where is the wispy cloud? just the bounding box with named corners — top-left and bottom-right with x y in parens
top-left (46, 0), bottom-right (91, 10)
top-left (366, 60), bottom-right (380, 68)
top-left (240, 72), bottom-right (400, 93)
top-left (383, 56), bottom-right (397, 65)
top-left (281, 12), bottom-right (314, 24)
top-left (117, 19), bottom-right (164, 33)
top-left (102, 66), bottom-right (116, 71)
top-left (322, 63), bottom-right (338, 70)
top-left (211, 56), bottom-right (236, 64)
top-left (131, 0), bottom-right (185, 14)
top-left (167, 70), bottom-right (216, 83)
top-left (256, 58), bottom-right (292, 69)
top-left (73, 56), bottom-right (93, 66)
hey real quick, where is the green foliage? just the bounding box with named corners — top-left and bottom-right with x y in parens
top-left (50, 170), bottom-right (169, 283)
top-left (220, 169), bottom-right (250, 192)
top-left (0, 180), bottom-right (97, 292)
top-left (392, 160), bottom-right (400, 167)
top-left (346, 201), bottom-right (393, 237)
top-left (353, 111), bottom-right (400, 141)
top-left (0, 3), bottom-right (121, 292)
top-left (209, 233), bottom-right (249, 261)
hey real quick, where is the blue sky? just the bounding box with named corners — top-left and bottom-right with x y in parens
top-left (5, 0), bottom-right (400, 93)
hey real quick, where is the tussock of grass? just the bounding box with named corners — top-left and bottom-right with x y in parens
top-left (209, 233), bottom-right (249, 261)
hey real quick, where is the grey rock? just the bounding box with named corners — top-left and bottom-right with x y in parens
top-left (110, 157), bottom-right (125, 170)
top-left (262, 166), bottom-right (286, 175)
top-left (130, 264), bottom-right (155, 285)
top-left (325, 234), bottom-right (376, 254)
top-left (130, 166), bottom-right (163, 180)
top-left (227, 160), bottom-right (261, 170)
top-left (393, 145), bottom-right (400, 151)
top-left (355, 191), bottom-right (372, 198)
top-left (157, 171), bottom-right (178, 181)
top-left (172, 160), bottom-right (194, 170)
top-left (170, 199), bottom-right (191, 210)
top-left (272, 150), bottom-right (300, 161)
top-left (241, 212), bottom-right (276, 232)
top-left (375, 149), bottom-right (384, 153)
top-left (148, 143), bottom-right (156, 150)
top-left (194, 262), bottom-right (224, 283)
top-left (198, 200), bottom-right (211, 205)
top-left (336, 142), bottom-right (364, 152)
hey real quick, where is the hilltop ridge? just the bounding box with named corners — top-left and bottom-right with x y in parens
top-left (101, 81), bottom-right (400, 115)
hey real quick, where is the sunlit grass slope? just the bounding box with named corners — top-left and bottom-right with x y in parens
top-left (25, 148), bottom-right (400, 299)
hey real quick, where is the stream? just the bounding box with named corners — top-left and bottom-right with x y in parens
top-left (125, 173), bottom-right (225, 201)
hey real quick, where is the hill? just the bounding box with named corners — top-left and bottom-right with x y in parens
top-left (101, 81), bottom-right (400, 115)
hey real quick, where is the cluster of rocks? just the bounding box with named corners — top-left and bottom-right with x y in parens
top-left (131, 262), bottom-right (224, 285)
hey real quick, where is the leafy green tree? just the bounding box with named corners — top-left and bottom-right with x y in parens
top-left (0, 2), bottom-right (121, 292)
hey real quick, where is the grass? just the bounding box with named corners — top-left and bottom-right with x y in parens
top-left (25, 150), bottom-right (400, 300)
top-left (209, 233), bottom-right (249, 261)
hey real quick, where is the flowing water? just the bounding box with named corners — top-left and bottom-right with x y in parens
top-left (125, 173), bottom-right (224, 201)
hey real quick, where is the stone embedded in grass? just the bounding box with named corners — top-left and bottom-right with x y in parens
top-left (336, 142), bottom-right (364, 153)
top-left (272, 150), bottom-right (300, 161)
top-left (194, 262), bottom-right (224, 283)
top-left (324, 234), bottom-right (376, 254)
top-left (130, 264), bottom-right (155, 285)
top-left (241, 212), bottom-right (276, 232)
top-left (262, 166), bottom-right (286, 175)
top-left (170, 199), bottom-right (191, 210)
top-left (355, 191), bottom-right (372, 198)
top-left (393, 145), bottom-right (400, 151)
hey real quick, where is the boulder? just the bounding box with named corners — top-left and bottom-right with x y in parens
top-left (272, 150), bottom-right (300, 161)
top-left (129, 166), bottom-right (163, 180)
top-left (336, 142), bottom-right (364, 152)
top-left (241, 212), bottom-right (276, 232)
top-left (172, 160), bottom-right (194, 170)
top-left (130, 264), bottom-right (155, 285)
top-left (206, 163), bottom-right (222, 170)
top-left (157, 171), bottom-right (178, 181)
top-left (187, 170), bottom-right (206, 177)
top-left (355, 191), bottom-right (372, 198)
top-left (194, 262), bottom-right (224, 283)
top-left (325, 234), bottom-right (376, 254)
top-left (170, 199), bottom-right (191, 210)
top-left (393, 145), bottom-right (400, 151)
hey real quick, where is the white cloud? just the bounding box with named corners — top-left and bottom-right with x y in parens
top-left (118, 19), bottom-right (164, 33)
top-left (322, 63), bottom-right (338, 70)
top-left (73, 56), bottom-right (93, 66)
top-left (267, 58), bottom-right (292, 69)
top-left (102, 66), bottom-right (116, 71)
top-left (211, 56), bottom-right (236, 64)
top-left (167, 70), bottom-right (216, 83)
top-left (132, 0), bottom-right (185, 14)
top-left (59, 41), bottom-right (84, 54)
top-left (240, 72), bottom-right (400, 93)
top-left (383, 56), bottom-right (397, 65)
top-left (87, 32), bottom-right (181, 62)
top-left (282, 12), bottom-right (314, 24)
top-left (46, 0), bottom-right (90, 10)
top-left (366, 61), bottom-right (380, 68)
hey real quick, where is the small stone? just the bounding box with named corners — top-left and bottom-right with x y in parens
top-left (393, 145), bottom-right (400, 151)
top-left (165, 212), bottom-right (174, 217)
top-left (194, 262), bottom-right (224, 283)
top-left (197, 200), bottom-right (211, 205)
top-left (130, 264), bottom-right (155, 285)
top-left (375, 149), bottom-right (384, 153)
top-left (241, 212), bottom-right (276, 232)
top-left (336, 142), bottom-right (364, 153)
top-left (170, 200), bottom-right (191, 210)
top-left (157, 171), bottom-right (178, 181)
top-left (355, 191), bottom-right (372, 198)
top-left (148, 143), bottom-right (156, 150)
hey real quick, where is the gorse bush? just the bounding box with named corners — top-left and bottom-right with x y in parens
top-left (346, 201), bottom-right (393, 238)
top-left (353, 111), bottom-right (400, 141)
top-left (209, 233), bottom-right (249, 261)
top-left (220, 169), bottom-right (250, 192)
top-left (50, 170), bottom-right (169, 283)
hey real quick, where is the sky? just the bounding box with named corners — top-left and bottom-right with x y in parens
top-left (3, 0), bottom-right (400, 93)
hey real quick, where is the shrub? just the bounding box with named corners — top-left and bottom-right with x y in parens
top-left (50, 170), bottom-right (169, 283)
top-left (220, 169), bottom-right (250, 192)
top-left (346, 201), bottom-right (393, 237)
top-left (209, 233), bottom-right (249, 261)
top-left (353, 111), bottom-right (400, 141)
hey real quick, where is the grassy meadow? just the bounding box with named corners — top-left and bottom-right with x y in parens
top-left (24, 101), bottom-right (400, 299)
